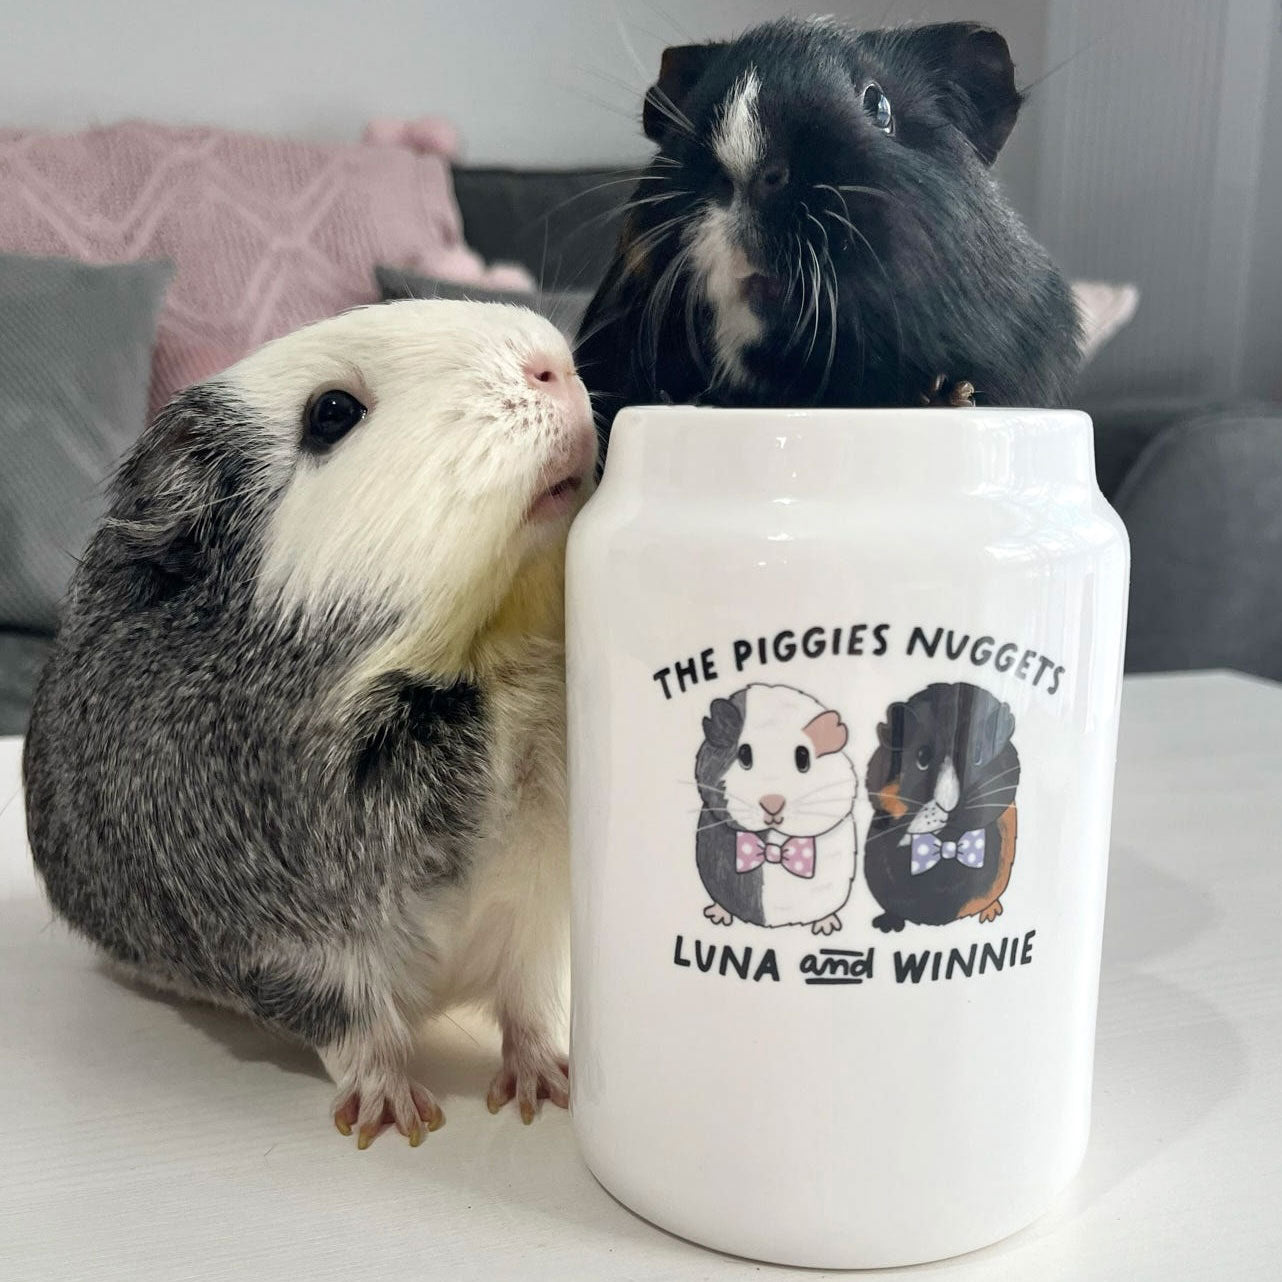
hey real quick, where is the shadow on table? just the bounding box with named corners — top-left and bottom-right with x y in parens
top-left (1054, 843), bottom-right (1244, 1213)
top-left (104, 959), bottom-right (510, 1103)
top-left (103, 963), bottom-right (328, 1081)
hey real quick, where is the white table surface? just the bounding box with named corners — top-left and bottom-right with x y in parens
top-left (2, 670), bottom-right (1279, 1281)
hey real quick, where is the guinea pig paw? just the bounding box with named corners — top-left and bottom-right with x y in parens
top-left (920, 375), bottom-right (976, 408)
top-left (810, 913), bottom-right (843, 936)
top-left (872, 911), bottom-right (906, 934)
top-left (978, 900), bottom-right (1004, 924)
top-left (333, 1077), bottom-right (443, 1149)
top-left (487, 1050), bottom-right (570, 1124)
top-left (703, 903), bottom-right (734, 926)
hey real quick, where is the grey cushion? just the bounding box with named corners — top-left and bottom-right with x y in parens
top-left (375, 265), bottom-right (537, 308)
top-left (0, 254), bottom-right (172, 632)
top-left (450, 166), bottom-right (630, 295)
top-left (0, 631), bottom-right (53, 736)
top-left (1113, 408), bottom-right (1282, 680)
top-left (375, 265), bottom-right (593, 340)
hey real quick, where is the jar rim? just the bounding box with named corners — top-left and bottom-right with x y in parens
top-left (600, 406), bottom-right (1098, 498)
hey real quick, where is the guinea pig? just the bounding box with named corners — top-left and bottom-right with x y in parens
top-left (694, 683), bottom-right (857, 935)
top-left (864, 681), bottom-right (1020, 932)
top-left (576, 18), bottom-right (1081, 449)
top-left (22, 300), bottom-right (598, 1147)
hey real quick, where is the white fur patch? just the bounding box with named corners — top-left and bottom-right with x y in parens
top-left (713, 69), bottom-right (765, 183)
top-left (226, 301), bottom-right (594, 649)
top-left (687, 204), bottom-right (764, 388)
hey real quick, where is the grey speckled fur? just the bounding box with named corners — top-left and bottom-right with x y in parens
top-left (23, 385), bottom-right (489, 1049)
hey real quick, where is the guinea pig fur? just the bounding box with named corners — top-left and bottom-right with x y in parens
top-left (576, 17), bottom-right (1082, 448)
top-left (23, 300), bottom-right (598, 1146)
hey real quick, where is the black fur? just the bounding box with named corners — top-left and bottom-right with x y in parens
top-left (577, 19), bottom-right (1081, 451)
top-left (693, 690), bottom-right (765, 926)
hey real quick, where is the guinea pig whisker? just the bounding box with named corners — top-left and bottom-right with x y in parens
top-left (573, 299), bottom-right (639, 356)
top-left (804, 239), bottom-right (823, 365)
top-left (643, 241), bottom-right (694, 376)
top-left (960, 763), bottom-right (1023, 790)
top-left (790, 781), bottom-right (862, 807)
top-left (676, 779), bottom-right (760, 812)
top-left (963, 787), bottom-right (1020, 808)
top-left (683, 269), bottom-right (712, 381)
top-left (538, 172), bottom-right (661, 224)
top-left (627, 212), bottom-right (691, 257)
top-left (832, 183), bottom-right (895, 203)
top-left (619, 191), bottom-right (690, 214)
top-left (820, 246), bottom-right (839, 398)
top-left (827, 208), bottom-right (904, 383)
top-left (644, 86), bottom-right (697, 140)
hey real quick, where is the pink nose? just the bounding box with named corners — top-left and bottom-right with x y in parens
top-left (760, 794), bottom-right (786, 817)
top-left (524, 354), bottom-right (577, 395)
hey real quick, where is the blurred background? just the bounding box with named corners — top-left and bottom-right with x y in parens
top-left (1, 0), bottom-right (1280, 731)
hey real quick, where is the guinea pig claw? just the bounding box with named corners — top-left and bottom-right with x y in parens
top-left (811, 913), bottom-right (843, 936)
top-left (487, 1045), bottom-right (570, 1123)
top-left (703, 903), bottom-right (734, 926)
top-left (333, 1077), bottom-right (442, 1148)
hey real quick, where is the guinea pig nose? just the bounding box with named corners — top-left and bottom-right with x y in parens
top-left (760, 793), bottom-right (786, 816)
top-left (523, 354), bottom-right (574, 392)
top-left (753, 163), bottom-right (789, 199)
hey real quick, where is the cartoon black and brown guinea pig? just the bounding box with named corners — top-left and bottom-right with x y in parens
top-left (695, 683), bottom-right (858, 935)
top-left (865, 682), bottom-right (1020, 932)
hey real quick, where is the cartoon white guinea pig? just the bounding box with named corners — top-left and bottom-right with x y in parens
top-left (694, 683), bottom-right (858, 934)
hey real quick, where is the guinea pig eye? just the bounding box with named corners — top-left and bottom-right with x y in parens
top-left (795, 745), bottom-right (811, 773)
top-left (915, 744), bottom-right (933, 770)
top-left (304, 389), bottom-right (367, 449)
top-left (862, 82), bottom-right (893, 133)
top-left (737, 743), bottom-right (754, 769)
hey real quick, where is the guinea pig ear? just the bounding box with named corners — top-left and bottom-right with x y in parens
top-left (105, 387), bottom-right (250, 597)
top-left (702, 696), bottom-right (744, 750)
top-left (900, 22), bottom-right (1023, 165)
top-left (804, 709), bottom-right (849, 756)
top-left (969, 698), bottom-right (1017, 765)
top-left (875, 701), bottom-right (914, 749)
top-left (643, 42), bottom-right (723, 142)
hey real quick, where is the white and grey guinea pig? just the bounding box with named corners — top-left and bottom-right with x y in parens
top-left (695, 683), bottom-right (858, 934)
top-left (23, 300), bottom-right (597, 1147)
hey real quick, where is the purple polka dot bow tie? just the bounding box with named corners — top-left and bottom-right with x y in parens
top-left (736, 832), bottom-right (816, 878)
top-left (910, 829), bottom-right (986, 876)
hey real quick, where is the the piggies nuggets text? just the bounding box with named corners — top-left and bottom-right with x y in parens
top-left (651, 623), bottom-right (1067, 701)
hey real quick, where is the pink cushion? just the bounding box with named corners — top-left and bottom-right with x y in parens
top-left (0, 121), bottom-right (532, 415)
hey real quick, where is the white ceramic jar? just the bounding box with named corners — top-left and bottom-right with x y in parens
top-left (565, 406), bottom-right (1129, 1269)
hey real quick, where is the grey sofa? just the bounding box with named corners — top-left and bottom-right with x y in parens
top-left (1, 167), bottom-right (1279, 734)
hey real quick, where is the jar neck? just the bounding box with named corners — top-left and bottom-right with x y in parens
top-left (599, 408), bottom-right (1098, 502)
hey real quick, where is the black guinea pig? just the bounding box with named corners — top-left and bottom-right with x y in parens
top-left (864, 681), bottom-right (1020, 932)
top-left (576, 18), bottom-right (1081, 450)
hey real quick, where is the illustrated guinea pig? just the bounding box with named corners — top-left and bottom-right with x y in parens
top-left (576, 18), bottom-right (1081, 448)
top-left (23, 300), bottom-right (598, 1147)
top-left (694, 683), bottom-right (857, 935)
top-left (864, 681), bottom-right (1021, 932)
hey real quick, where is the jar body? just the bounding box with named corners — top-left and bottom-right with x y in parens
top-left (566, 407), bottom-right (1130, 1269)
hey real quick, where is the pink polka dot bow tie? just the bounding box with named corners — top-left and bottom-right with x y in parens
top-left (735, 832), bottom-right (816, 878)
top-left (910, 829), bottom-right (986, 876)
